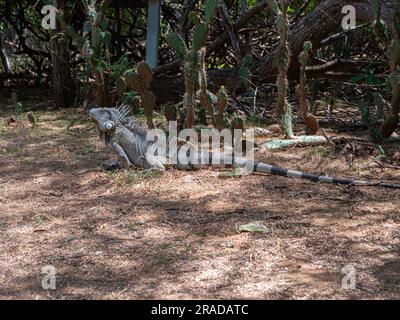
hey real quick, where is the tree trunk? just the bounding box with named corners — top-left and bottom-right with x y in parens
top-left (0, 43), bottom-right (11, 75)
top-left (259, 0), bottom-right (396, 81)
top-left (0, 20), bottom-right (11, 74)
top-left (50, 0), bottom-right (76, 108)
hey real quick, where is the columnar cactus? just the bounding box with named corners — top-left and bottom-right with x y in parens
top-left (299, 41), bottom-right (319, 135)
top-left (198, 47), bottom-right (215, 115)
top-left (183, 50), bottom-right (199, 128)
top-left (274, 0), bottom-right (294, 138)
top-left (213, 86), bottom-right (228, 130)
top-left (126, 61), bottom-right (155, 129)
top-left (167, 0), bottom-right (218, 129)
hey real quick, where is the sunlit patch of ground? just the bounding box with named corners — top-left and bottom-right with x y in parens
top-left (0, 106), bottom-right (399, 299)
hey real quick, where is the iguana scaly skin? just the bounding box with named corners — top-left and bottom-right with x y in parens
top-left (90, 107), bottom-right (400, 189)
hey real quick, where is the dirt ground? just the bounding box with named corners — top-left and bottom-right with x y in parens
top-left (1, 88), bottom-right (400, 300)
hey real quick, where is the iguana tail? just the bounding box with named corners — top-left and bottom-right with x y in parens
top-left (185, 151), bottom-right (400, 189)
top-left (249, 160), bottom-right (400, 189)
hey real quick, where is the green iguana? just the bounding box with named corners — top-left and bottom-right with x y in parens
top-left (89, 106), bottom-right (400, 189)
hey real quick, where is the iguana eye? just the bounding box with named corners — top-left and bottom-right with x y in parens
top-left (104, 121), bottom-right (115, 130)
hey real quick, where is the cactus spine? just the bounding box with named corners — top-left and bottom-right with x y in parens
top-left (126, 61), bottom-right (155, 129)
top-left (274, 0), bottom-right (294, 138)
top-left (299, 41), bottom-right (319, 135)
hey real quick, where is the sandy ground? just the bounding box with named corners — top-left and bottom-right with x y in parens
top-left (0, 105), bottom-right (400, 300)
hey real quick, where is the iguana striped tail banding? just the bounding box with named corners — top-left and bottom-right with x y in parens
top-left (250, 160), bottom-right (400, 189)
top-left (208, 152), bottom-right (400, 188)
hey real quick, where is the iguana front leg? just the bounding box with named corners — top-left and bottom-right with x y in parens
top-left (110, 141), bottom-right (132, 169)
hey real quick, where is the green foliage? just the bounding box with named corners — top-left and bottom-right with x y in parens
top-left (123, 90), bottom-right (139, 108)
top-left (358, 99), bottom-right (383, 141)
top-left (351, 67), bottom-right (383, 86)
top-left (100, 54), bottom-right (136, 106)
top-left (286, 6), bottom-right (295, 15)
top-left (110, 54), bottom-right (132, 80)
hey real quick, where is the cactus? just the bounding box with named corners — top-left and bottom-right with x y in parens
top-left (197, 107), bottom-right (208, 125)
top-left (132, 95), bottom-right (141, 114)
top-left (183, 50), bottom-right (199, 128)
top-left (193, 24), bottom-right (209, 51)
top-left (204, 0), bottom-right (218, 24)
top-left (83, 2), bottom-right (112, 107)
top-left (213, 86), bottom-right (229, 130)
top-left (299, 41), bottom-right (319, 135)
top-left (167, 33), bottom-right (188, 60)
top-left (115, 76), bottom-right (126, 97)
top-left (197, 47), bottom-right (230, 129)
top-left (198, 47), bottom-right (217, 115)
top-left (27, 112), bottom-right (37, 126)
top-left (126, 61), bottom-right (155, 129)
top-left (274, 0), bottom-right (294, 138)
top-left (371, 0), bottom-right (400, 139)
top-left (167, 0), bottom-right (219, 129)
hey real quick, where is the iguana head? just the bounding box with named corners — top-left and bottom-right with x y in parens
top-left (90, 107), bottom-right (124, 145)
top-left (89, 105), bottom-right (133, 144)
top-left (89, 107), bottom-right (118, 132)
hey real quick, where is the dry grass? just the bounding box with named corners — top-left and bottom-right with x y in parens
top-left (0, 100), bottom-right (400, 299)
